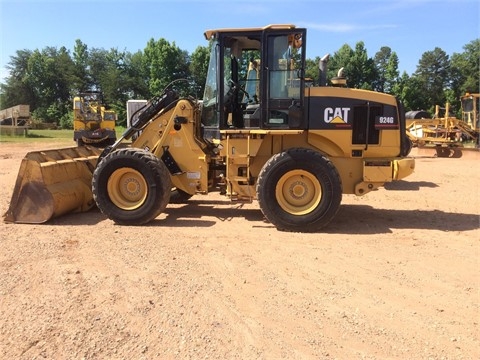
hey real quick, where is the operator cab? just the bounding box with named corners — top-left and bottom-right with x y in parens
top-left (201, 24), bottom-right (307, 141)
top-left (461, 93), bottom-right (480, 131)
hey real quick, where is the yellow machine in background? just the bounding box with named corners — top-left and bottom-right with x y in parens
top-left (406, 93), bottom-right (479, 148)
top-left (460, 92), bottom-right (479, 133)
top-left (73, 91), bottom-right (117, 146)
top-left (5, 25), bottom-right (415, 231)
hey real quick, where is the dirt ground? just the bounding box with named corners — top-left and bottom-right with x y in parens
top-left (0, 140), bottom-right (478, 360)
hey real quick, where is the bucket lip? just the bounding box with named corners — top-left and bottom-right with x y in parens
top-left (23, 146), bottom-right (102, 161)
top-left (4, 180), bottom-right (54, 224)
top-left (4, 146), bottom-right (101, 224)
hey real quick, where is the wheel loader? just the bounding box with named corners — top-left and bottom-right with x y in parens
top-left (73, 91), bottom-right (117, 146)
top-left (4, 24), bottom-right (415, 232)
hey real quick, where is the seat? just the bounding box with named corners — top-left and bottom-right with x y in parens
top-left (244, 104), bottom-right (260, 127)
top-left (243, 59), bottom-right (260, 103)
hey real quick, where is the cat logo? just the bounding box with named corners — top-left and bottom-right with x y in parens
top-left (324, 107), bottom-right (351, 124)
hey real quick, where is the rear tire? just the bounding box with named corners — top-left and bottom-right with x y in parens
top-left (256, 148), bottom-right (342, 232)
top-left (92, 148), bottom-right (171, 225)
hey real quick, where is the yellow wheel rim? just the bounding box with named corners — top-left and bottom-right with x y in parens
top-left (275, 170), bottom-right (322, 215)
top-left (107, 168), bottom-right (148, 210)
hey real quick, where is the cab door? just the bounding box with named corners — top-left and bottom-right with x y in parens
top-left (261, 28), bottom-right (306, 129)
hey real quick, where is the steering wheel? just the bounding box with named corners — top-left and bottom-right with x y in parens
top-left (225, 79), bottom-right (250, 104)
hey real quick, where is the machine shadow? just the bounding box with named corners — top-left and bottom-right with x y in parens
top-left (55, 200), bottom-right (478, 235)
top-left (384, 180), bottom-right (438, 191)
top-left (52, 208), bottom-right (106, 226)
top-left (158, 201), bottom-right (267, 228)
top-left (156, 201), bottom-right (478, 235)
top-left (324, 205), bottom-right (479, 234)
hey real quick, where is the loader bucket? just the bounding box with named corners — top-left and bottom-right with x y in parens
top-left (4, 146), bottom-right (101, 224)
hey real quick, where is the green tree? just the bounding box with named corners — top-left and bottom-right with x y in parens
top-left (349, 41), bottom-right (376, 90)
top-left (3, 33), bottom-right (479, 130)
top-left (0, 49), bottom-right (36, 109)
top-left (373, 46), bottom-right (399, 93)
top-left (103, 48), bottom-right (138, 126)
top-left (25, 46), bottom-right (74, 122)
top-left (87, 47), bottom-right (111, 93)
top-left (384, 52), bottom-right (400, 94)
top-left (328, 42), bottom-right (376, 89)
top-left (72, 39), bottom-right (91, 93)
top-left (100, 48), bottom-right (128, 102)
top-left (373, 46), bottom-right (390, 92)
top-left (393, 72), bottom-right (427, 112)
top-left (328, 44), bottom-right (354, 85)
top-left (124, 50), bottom-right (149, 100)
top-left (305, 57), bottom-right (320, 85)
top-left (189, 45), bottom-right (210, 98)
top-left (414, 47), bottom-right (450, 111)
top-left (143, 38), bottom-right (190, 96)
top-left (450, 39), bottom-right (480, 98)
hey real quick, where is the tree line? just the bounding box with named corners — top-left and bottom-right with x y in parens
top-left (0, 37), bottom-right (478, 128)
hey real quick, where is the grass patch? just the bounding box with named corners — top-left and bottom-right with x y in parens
top-left (0, 129), bottom-right (72, 143)
top-left (29, 129), bottom-right (72, 138)
top-left (0, 127), bottom-right (126, 143)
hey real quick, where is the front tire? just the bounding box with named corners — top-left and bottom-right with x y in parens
top-left (92, 148), bottom-right (171, 225)
top-left (256, 148), bottom-right (342, 232)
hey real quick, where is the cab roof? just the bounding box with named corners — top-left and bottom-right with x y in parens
top-left (204, 24), bottom-right (296, 40)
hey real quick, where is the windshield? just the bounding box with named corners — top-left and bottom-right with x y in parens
top-left (462, 97), bottom-right (474, 113)
top-left (201, 41), bottom-right (219, 127)
top-left (461, 95), bottom-right (479, 128)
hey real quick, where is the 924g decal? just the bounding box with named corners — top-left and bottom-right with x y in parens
top-left (308, 96), bottom-right (398, 130)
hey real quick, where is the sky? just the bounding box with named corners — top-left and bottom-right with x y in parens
top-left (0, 0), bottom-right (479, 84)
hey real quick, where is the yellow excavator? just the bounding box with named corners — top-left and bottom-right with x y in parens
top-left (4, 24), bottom-right (415, 232)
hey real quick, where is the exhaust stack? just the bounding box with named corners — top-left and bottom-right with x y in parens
top-left (318, 53), bottom-right (330, 86)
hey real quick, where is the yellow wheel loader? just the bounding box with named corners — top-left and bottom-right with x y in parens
top-left (73, 91), bottom-right (117, 146)
top-left (4, 24), bottom-right (415, 232)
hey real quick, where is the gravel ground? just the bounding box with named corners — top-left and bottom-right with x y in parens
top-left (0, 141), bottom-right (479, 359)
